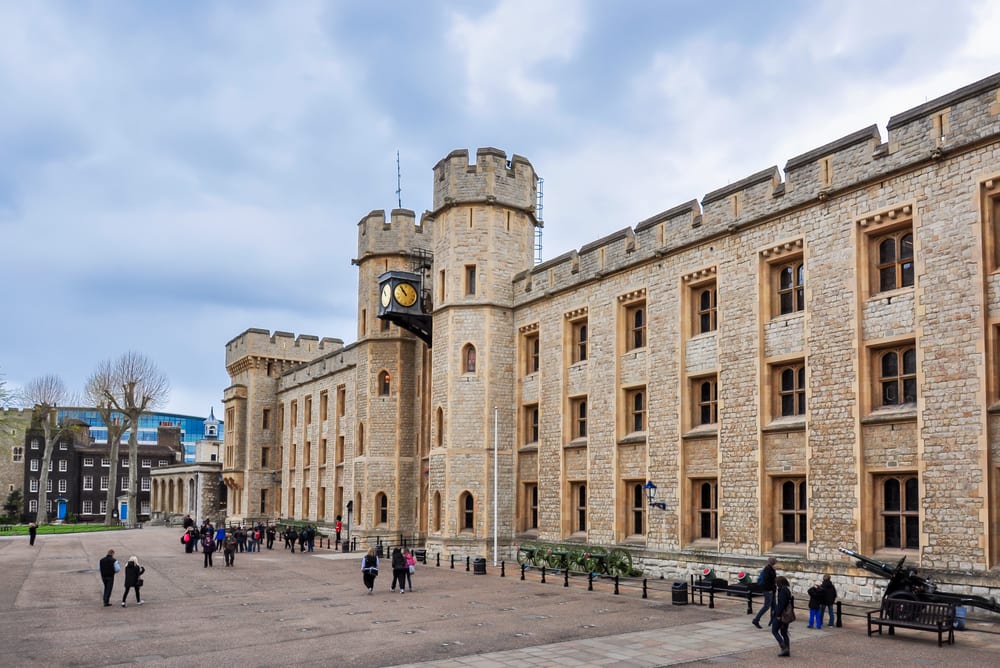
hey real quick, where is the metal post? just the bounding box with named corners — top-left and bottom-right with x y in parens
top-left (450, 554), bottom-right (454, 569)
top-left (436, 552), bottom-right (440, 567)
top-left (746, 590), bottom-right (753, 615)
top-left (564, 568), bottom-right (569, 587)
top-left (708, 590), bottom-right (715, 609)
top-left (492, 406), bottom-right (498, 567)
top-left (500, 561), bottom-right (505, 578)
top-left (836, 600), bottom-right (842, 628)
top-left (642, 578), bottom-right (647, 599)
top-left (466, 556), bottom-right (470, 572)
top-left (613, 576), bottom-right (619, 595)
top-left (588, 572), bottom-right (594, 591)
top-left (541, 567), bottom-right (546, 584)
top-left (521, 563), bottom-right (526, 581)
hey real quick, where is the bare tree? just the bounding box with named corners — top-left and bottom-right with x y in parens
top-left (85, 360), bottom-right (132, 526)
top-left (103, 352), bottom-right (169, 527)
top-left (22, 375), bottom-right (73, 525)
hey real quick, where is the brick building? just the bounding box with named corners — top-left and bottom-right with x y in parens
top-left (222, 72), bottom-right (1000, 603)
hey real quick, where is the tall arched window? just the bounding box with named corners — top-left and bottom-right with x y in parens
top-left (357, 422), bottom-right (365, 456)
top-left (462, 344), bottom-right (477, 373)
top-left (435, 407), bottom-right (444, 447)
top-left (376, 492), bottom-right (388, 526)
top-left (460, 491), bottom-right (474, 531)
top-left (377, 370), bottom-right (391, 396)
top-left (354, 492), bottom-right (362, 526)
top-left (433, 491), bottom-right (442, 532)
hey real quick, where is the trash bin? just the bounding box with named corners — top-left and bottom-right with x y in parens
top-left (376, 545), bottom-right (384, 558)
top-left (473, 557), bottom-right (487, 575)
top-left (415, 548), bottom-right (427, 564)
top-left (672, 581), bottom-right (689, 605)
top-left (341, 541), bottom-right (350, 553)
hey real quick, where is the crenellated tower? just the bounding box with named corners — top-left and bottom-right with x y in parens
top-left (426, 148), bottom-right (540, 555)
top-left (354, 209), bottom-right (433, 534)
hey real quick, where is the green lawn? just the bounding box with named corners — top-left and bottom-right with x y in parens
top-left (1, 523), bottom-right (125, 536)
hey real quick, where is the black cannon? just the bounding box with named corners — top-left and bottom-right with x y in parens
top-left (839, 547), bottom-right (1000, 614)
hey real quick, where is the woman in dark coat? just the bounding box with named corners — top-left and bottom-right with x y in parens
top-left (121, 556), bottom-right (145, 607)
top-left (390, 547), bottom-right (407, 593)
top-left (771, 575), bottom-right (792, 657)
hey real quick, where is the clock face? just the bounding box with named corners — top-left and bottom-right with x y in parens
top-left (380, 283), bottom-right (392, 308)
top-left (394, 281), bottom-right (418, 307)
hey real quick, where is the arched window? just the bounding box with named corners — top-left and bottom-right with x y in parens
top-left (376, 492), bottom-right (388, 526)
top-left (354, 492), bottom-right (362, 526)
top-left (435, 407), bottom-right (444, 447)
top-left (433, 491), bottom-right (442, 532)
top-left (377, 370), bottom-right (391, 396)
top-left (460, 491), bottom-right (474, 531)
top-left (357, 422), bottom-right (365, 456)
top-left (462, 344), bottom-right (477, 373)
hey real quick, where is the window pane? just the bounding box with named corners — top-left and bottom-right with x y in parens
top-left (879, 238), bottom-right (896, 263)
top-left (900, 234), bottom-right (913, 260)
top-left (902, 348), bottom-right (916, 374)
top-left (798, 482), bottom-right (807, 509)
top-left (879, 266), bottom-right (896, 292)
top-left (798, 514), bottom-right (807, 543)
top-left (903, 378), bottom-right (917, 403)
top-left (882, 381), bottom-right (898, 405)
top-left (884, 516), bottom-right (901, 548)
top-left (905, 516), bottom-right (919, 549)
top-left (884, 479), bottom-right (900, 511)
top-left (782, 514), bottom-right (796, 542)
top-left (781, 481), bottom-right (795, 508)
top-left (700, 482), bottom-right (712, 507)
top-left (904, 477), bottom-right (919, 511)
top-left (881, 352), bottom-right (898, 377)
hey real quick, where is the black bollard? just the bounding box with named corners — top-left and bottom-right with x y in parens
top-left (466, 556), bottom-right (470, 572)
top-left (450, 554), bottom-right (455, 569)
top-left (521, 563), bottom-right (526, 581)
top-left (746, 589), bottom-right (753, 615)
top-left (541, 566), bottom-right (546, 584)
top-left (642, 578), bottom-right (647, 599)
top-left (436, 552), bottom-right (440, 567)
top-left (588, 572), bottom-right (594, 591)
top-left (564, 568), bottom-right (569, 587)
top-left (613, 575), bottom-right (619, 595)
top-left (501, 561), bottom-right (505, 578)
top-left (836, 600), bottom-right (842, 628)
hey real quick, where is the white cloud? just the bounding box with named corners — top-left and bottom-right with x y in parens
top-left (447, 0), bottom-right (587, 112)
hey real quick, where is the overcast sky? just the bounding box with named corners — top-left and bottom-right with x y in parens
top-left (2, 0), bottom-right (998, 418)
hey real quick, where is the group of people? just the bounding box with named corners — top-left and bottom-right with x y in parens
top-left (360, 546), bottom-right (417, 594)
top-left (750, 557), bottom-right (838, 657)
top-left (98, 549), bottom-right (146, 608)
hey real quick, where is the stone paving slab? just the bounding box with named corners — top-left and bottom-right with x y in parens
top-left (2, 527), bottom-right (999, 667)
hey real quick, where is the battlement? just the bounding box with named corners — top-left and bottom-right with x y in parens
top-left (513, 71), bottom-right (1000, 303)
top-left (1, 407), bottom-right (32, 417)
top-left (225, 328), bottom-right (343, 368)
top-left (432, 147), bottom-right (539, 218)
top-left (355, 208), bottom-right (432, 262)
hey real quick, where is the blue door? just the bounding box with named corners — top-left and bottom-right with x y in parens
top-left (56, 499), bottom-right (67, 520)
top-left (119, 502), bottom-right (128, 522)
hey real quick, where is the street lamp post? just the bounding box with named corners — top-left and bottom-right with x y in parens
top-left (644, 481), bottom-right (667, 511)
top-left (345, 500), bottom-right (353, 552)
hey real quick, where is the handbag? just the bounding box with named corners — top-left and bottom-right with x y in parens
top-left (137, 578), bottom-right (144, 587)
top-left (780, 600), bottom-right (796, 624)
top-left (409, 564), bottom-right (415, 574)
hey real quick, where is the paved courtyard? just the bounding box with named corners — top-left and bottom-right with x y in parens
top-left (2, 527), bottom-right (999, 667)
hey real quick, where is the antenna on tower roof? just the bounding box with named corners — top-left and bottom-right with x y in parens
top-left (396, 150), bottom-right (402, 208)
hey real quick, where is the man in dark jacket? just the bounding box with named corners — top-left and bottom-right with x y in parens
top-left (752, 556), bottom-right (778, 629)
top-left (99, 549), bottom-right (119, 607)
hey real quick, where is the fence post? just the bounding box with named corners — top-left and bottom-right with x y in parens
top-left (836, 600), bottom-right (842, 628)
top-left (501, 561), bottom-right (505, 578)
top-left (642, 578), bottom-right (647, 599)
top-left (450, 554), bottom-right (454, 569)
top-left (436, 552), bottom-right (440, 567)
top-left (541, 566), bottom-right (546, 584)
top-left (466, 556), bottom-right (470, 572)
top-left (564, 568), bottom-right (569, 587)
top-left (588, 572), bottom-right (594, 591)
top-left (613, 575), bottom-right (619, 595)
top-left (521, 563), bottom-right (526, 581)
top-left (746, 590), bottom-right (753, 615)
top-left (708, 590), bottom-right (715, 609)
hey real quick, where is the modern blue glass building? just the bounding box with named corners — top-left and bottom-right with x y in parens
top-left (57, 407), bottom-right (221, 464)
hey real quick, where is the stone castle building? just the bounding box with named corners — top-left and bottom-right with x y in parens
top-left (222, 72), bottom-right (1000, 602)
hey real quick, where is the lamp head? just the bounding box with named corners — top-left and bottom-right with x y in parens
top-left (644, 480), bottom-right (657, 502)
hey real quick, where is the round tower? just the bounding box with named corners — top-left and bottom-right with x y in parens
top-left (427, 147), bottom-right (540, 555)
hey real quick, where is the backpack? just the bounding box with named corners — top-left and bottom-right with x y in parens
top-left (757, 568), bottom-right (765, 585)
top-left (183, 533), bottom-right (190, 543)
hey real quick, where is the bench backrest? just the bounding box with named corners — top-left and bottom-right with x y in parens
top-left (880, 598), bottom-right (955, 624)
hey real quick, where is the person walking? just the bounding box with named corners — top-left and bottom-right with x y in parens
top-left (390, 547), bottom-right (407, 593)
top-left (182, 528), bottom-right (195, 554)
top-left (807, 580), bottom-right (824, 628)
top-left (361, 547), bottom-right (379, 594)
top-left (404, 548), bottom-right (416, 592)
top-left (99, 549), bottom-right (120, 607)
top-left (202, 532), bottom-right (216, 568)
top-left (121, 556), bottom-right (145, 607)
top-left (752, 557), bottom-right (777, 629)
top-left (28, 522), bottom-right (38, 546)
top-left (772, 575), bottom-right (793, 657)
top-left (821, 574), bottom-right (838, 627)
top-left (223, 532), bottom-right (237, 567)
top-left (266, 524), bottom-right (276, 550)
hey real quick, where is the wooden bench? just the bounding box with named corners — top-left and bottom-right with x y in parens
top-left (866, 598), bottom-right (956, 647)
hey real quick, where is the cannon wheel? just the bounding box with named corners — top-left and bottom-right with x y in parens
top-left (885, 591), bottom-right (918, 621)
